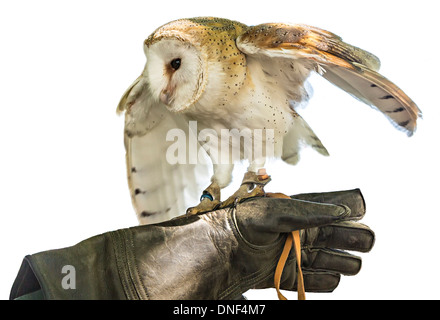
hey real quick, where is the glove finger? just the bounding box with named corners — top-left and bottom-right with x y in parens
top-left (237, 197), bottom-right (351, 234)
top-left (280, 270), bottom-right (341, 292)
top-left (278, 260), bottom-right (341, 293)
top-left (291, 189), bottom-right (365, 221)
top-left (302, 248), bottom-right (362, 276)
top-left (300, 272), bottom-right (341, 293)
top-left (304, 221), bottom-right (375, 253)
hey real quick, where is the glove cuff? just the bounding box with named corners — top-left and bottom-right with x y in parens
top-left (10, 229), bottom-right (146, 300)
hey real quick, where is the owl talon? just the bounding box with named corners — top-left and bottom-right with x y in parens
top-left (218, 170), bottom-right (271, 209)
top-left (186, 182), bottom-right (221, 216)
top-left (186, 198), bottom-right (221, 216)
top-left (186, 170), bottom-right (272, 215)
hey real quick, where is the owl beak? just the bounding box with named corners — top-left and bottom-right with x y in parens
top-left (160, 85), bottom-right (176, 106)
top-left (159, 90), bottom-right (171, 105)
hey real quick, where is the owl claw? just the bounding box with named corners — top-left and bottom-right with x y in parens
top-left (218, 170), bottom-right (271, 209)
top-left (186, 198), bottom-right (221, 216)
top-left (186, 170), bottom-right (271, 215)
top-left (186, 181), bottom-right (221, 216)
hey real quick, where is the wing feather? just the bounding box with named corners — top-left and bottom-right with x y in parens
top-left (118, 76), bottom-right (210, 225)
top-left (237, 23), bottom-right (421, 136)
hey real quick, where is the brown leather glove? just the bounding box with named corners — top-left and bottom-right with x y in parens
top-left (10, 189), bottom-right (374, 300)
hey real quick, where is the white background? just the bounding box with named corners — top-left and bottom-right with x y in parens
top-left (1, 0), bottom-right (439, 300)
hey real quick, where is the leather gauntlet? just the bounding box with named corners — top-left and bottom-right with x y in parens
top-left (10, 189), bottom-right (374, 300)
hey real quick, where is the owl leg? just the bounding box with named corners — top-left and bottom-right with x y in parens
top-left (186, 181), bottom-right (221, 215)
top-left (219, 157), bottom-right (270, 209)
top-left (218, 168), bottom-right (271, 209)
top-left (186, 164), bottom-right (233, 216)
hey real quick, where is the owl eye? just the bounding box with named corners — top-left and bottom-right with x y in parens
top-left (170, 58), bottom-right (181, 71)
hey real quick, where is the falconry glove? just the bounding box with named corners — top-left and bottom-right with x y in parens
top-left (10, 189), bottom-right (374, 300)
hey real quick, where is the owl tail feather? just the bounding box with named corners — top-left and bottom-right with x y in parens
top-left (282, 115), bottom-right (329, 165)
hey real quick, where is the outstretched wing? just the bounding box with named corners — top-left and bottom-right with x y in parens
top-left (118, 75), bottom-right (210, 225)
top-left (237, 23), bottom-right (421, 136)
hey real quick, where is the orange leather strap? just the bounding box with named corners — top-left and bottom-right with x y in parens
top-left (267, 193), bottom-right (306, 300)
top-left (292, 230), bottom-right (305, 300)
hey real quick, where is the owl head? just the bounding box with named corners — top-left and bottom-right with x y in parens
top-left (142, 20), bottom-right (210, 113)
top-left (118, 18), bottom-right (248, 116)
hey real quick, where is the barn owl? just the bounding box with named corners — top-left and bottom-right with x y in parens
top-left (117, 17), bottom-right (421, 225)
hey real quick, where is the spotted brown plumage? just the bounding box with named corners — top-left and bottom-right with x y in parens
top-left (237, 23), bottom-right (421, 134)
